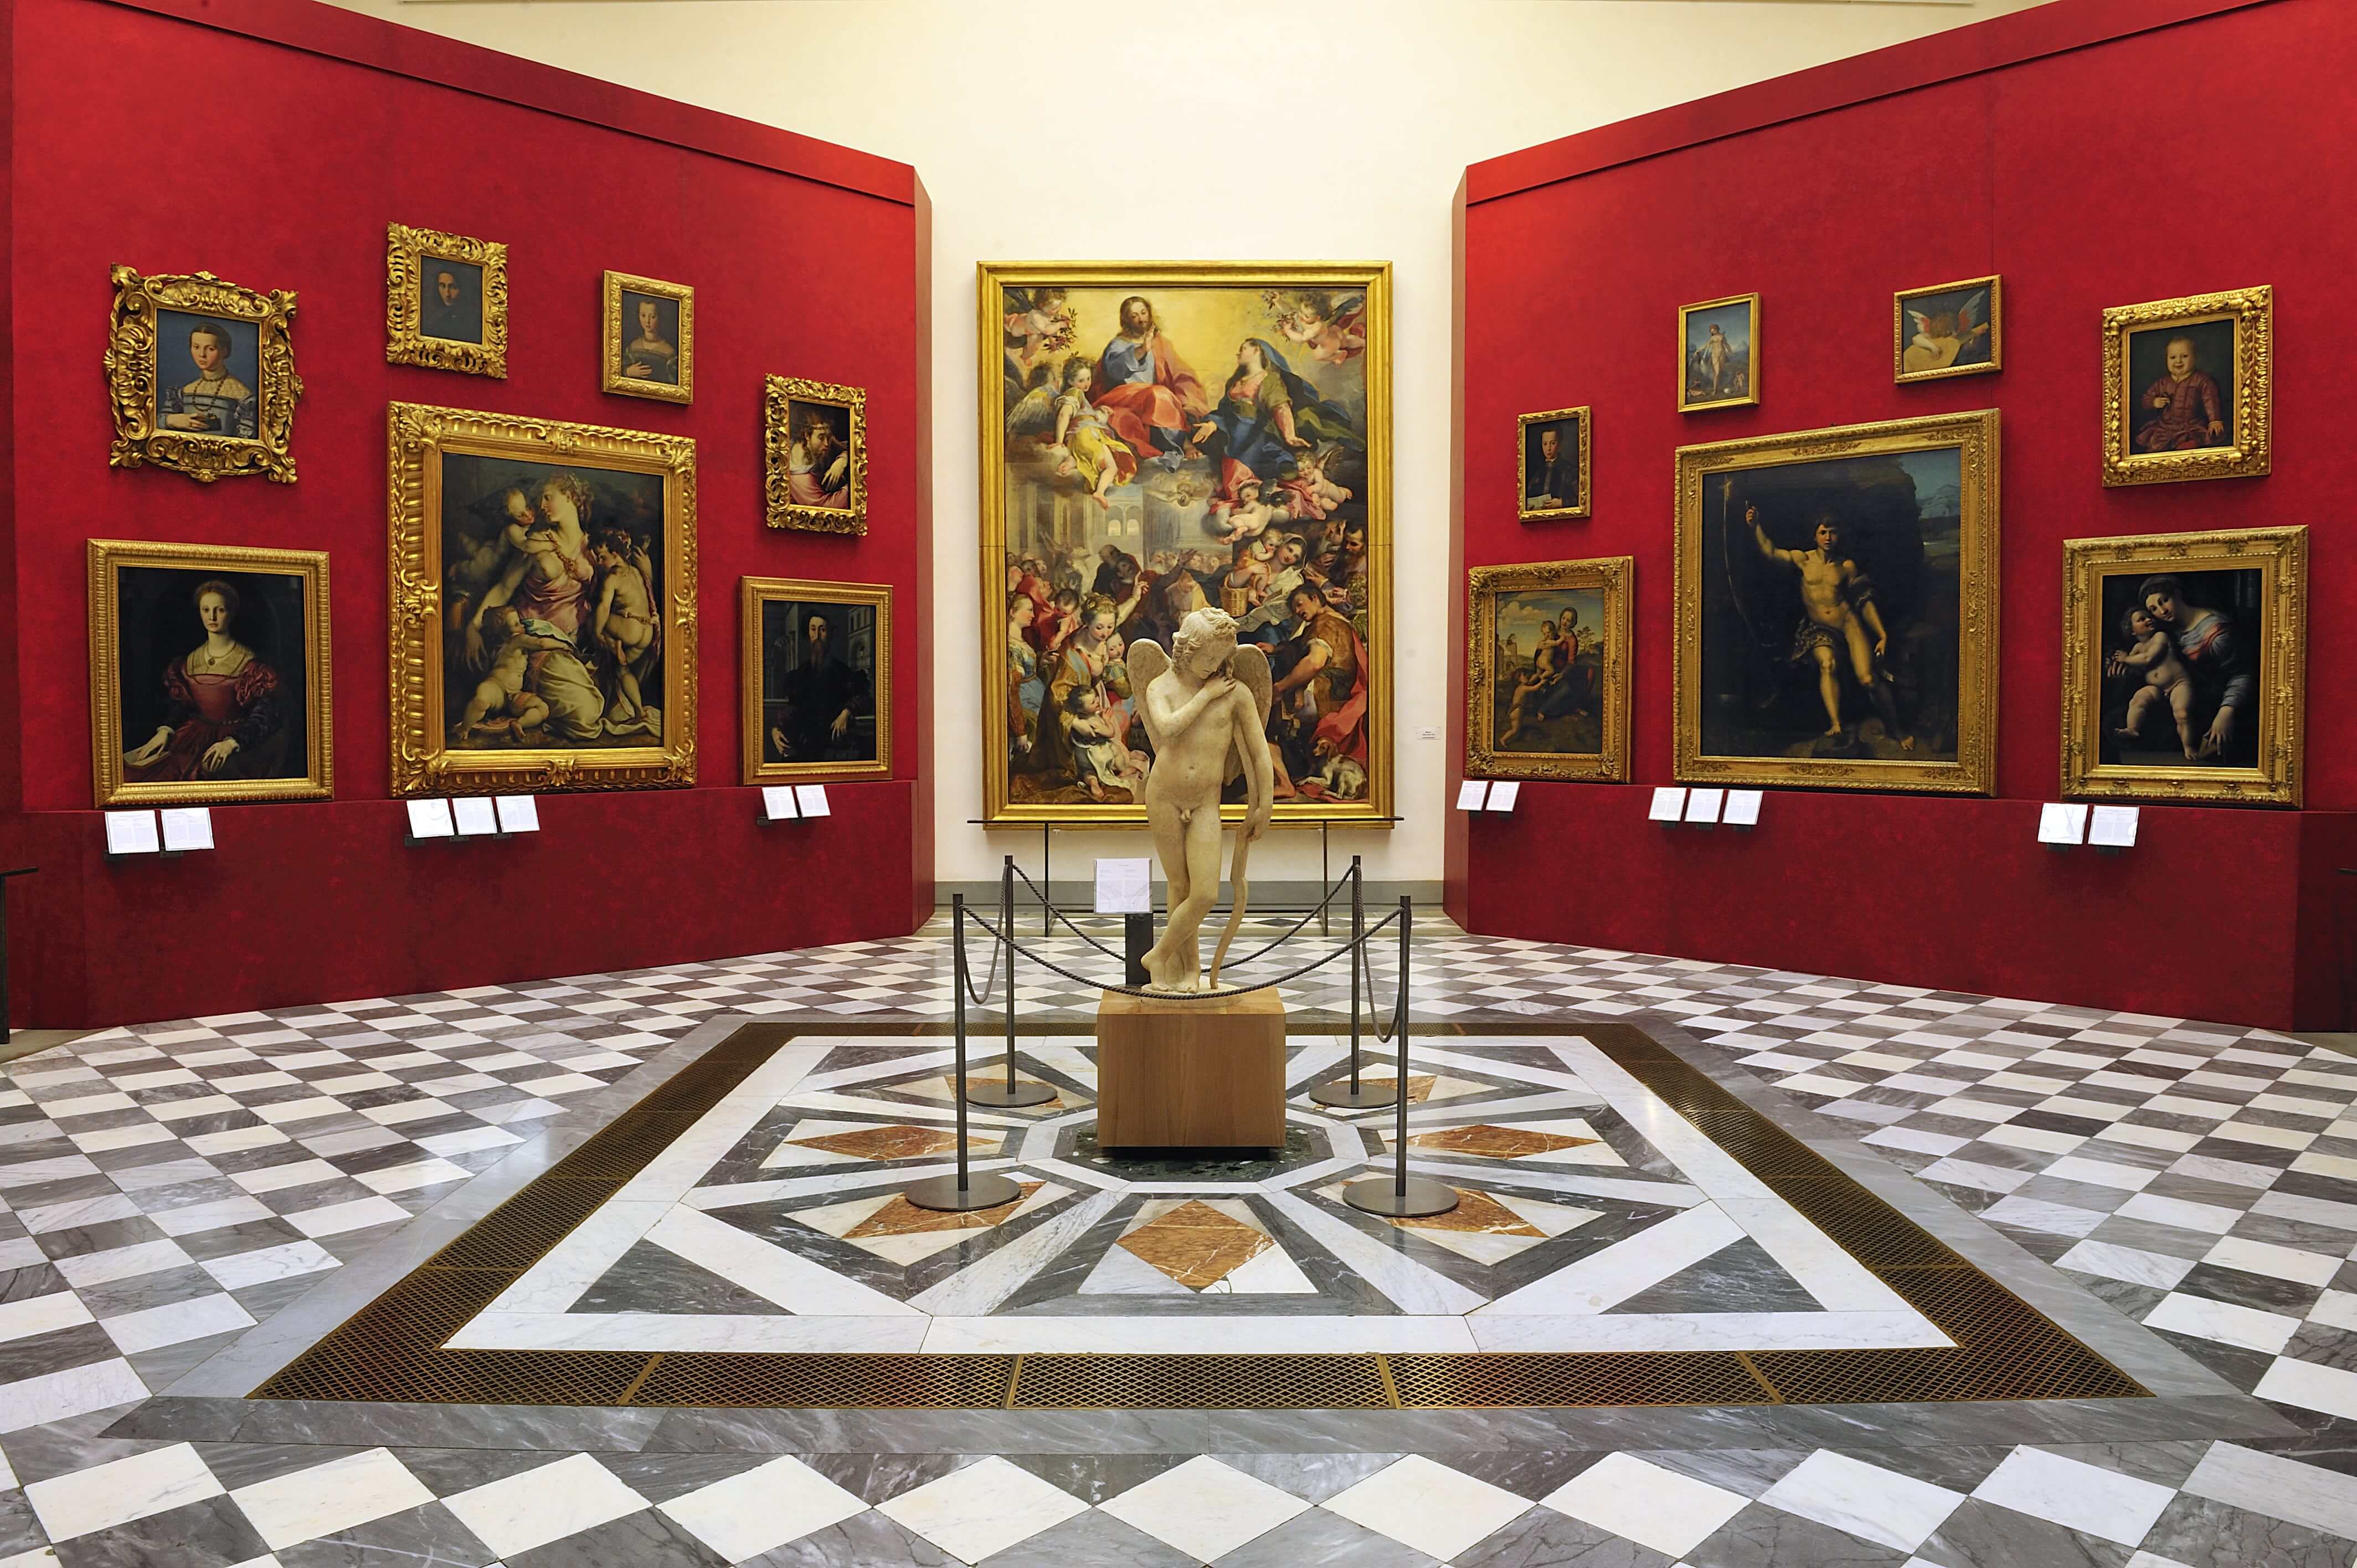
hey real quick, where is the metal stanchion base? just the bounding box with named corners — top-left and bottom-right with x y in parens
top-left (965, 1080), bottom-right (1059, 1108)
top-left (1342, 1176), bottom-right (1460, 1219)
top-left (903, 1172), bottom-right (1024, 1212)
top-left (1308, 1079), bottom-right (1395, 1110)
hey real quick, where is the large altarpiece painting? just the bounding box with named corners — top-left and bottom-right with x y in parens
top-left (979, 262), bottom-right (1392, 823)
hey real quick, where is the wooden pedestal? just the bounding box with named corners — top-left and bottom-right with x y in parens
top-left (1095, 987), bottom-right (1287, 1149)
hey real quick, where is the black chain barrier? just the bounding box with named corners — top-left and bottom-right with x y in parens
top-left (1004, 859), bottom-right (1359, 972)
top-left (962, 904), bottom-right (1403, 1004)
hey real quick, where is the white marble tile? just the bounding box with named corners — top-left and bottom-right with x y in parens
top-left (286, 1196), bottom-right (413, 1239)
top-left (230, 1447), bottom-right (435, 1552)
top-left (1099, 1454), bottom-right (1310, 1562)
top-left (2042, 1155), bottom-right (2160, 1192)
top-left (441, 1454), bottom-right (649, 1559)
top-left (2115, 1193), bottom-right (2240, 1234)
top-left (101, 1291), bottom-right (255, 1355)
top-left (651, 1205), bottom-right (922, 1315)
top-left (1543, 1452), bottom-right (1748, 1558)
top-left (2310, 1289), bottom-right (2357, 1333)
top-left (18, 1193), bottom-right (145, 1234)
top-left (1475, 1203), bottom-right (1743, 1316)
top-left (448, 1310), bottom-right (927, 1354)
top-left (1978, 1195), bottom-right (2108, 1237)
top-left (1969, 1447), bottom-right (2176, 1546)
top-left (415, 1126), bottom-right (523, 1157)
top-left (660, 1454), bottom-right (868, 1562)
top-left (486, 1200), bottom-right (675, 1314)
top-left (200, 1239), bottom-right (340, 1292)
top-left (1861, 1127), bottom-right (1969, 1158)
top-left (352, 1158), bottom-right (472, 1195)
top-left (1979, 1122), bottom-right (2087, 1156)
top-left (1467, 1308), bottom-right (1950, 1354)
top-left (25, 1442), bottom-right (222, 1542)
top-left (877, 1455), bottom-right (1088, 1564)
top-left (2253, 1355), bottom-right (2357, 1422)
top-left (1259, 1190), bottom-right (1485, 1316)
top-left (0, 1290), bottom-right (94, 1345)
top-left (52, 1239), bottom-right (194, 1289)
top-left (2143, 1291), bottom-right (2301, 1354)
top-left (2054, 1240), bottom-right (2196, 1290)
top-left (1322, 1453), bottom-right (1530, 1561)
top-left (1760, 1450), bottom-right (1963, 1552)
top-left (910, 1187), bottom-right (1126, 1316)
top-left (152, 1196), bottom-right (279, 1237)
top-left (0, 1356), bottom-right (147, 1432)
top-left (2183, 1439), bottom-right (2357, 1539)
top-left (1916, 1158), bottom-right (2032, 1194)
top-left (2202, 1235), bottom-right (2340, 1287)
top-left (231, 1159), bottom-right (345, 1195)
top-left (920, 1314), bottom-right (1479, 1355)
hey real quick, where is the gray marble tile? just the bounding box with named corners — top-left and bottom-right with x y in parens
top-left (740, 1508), bottom-right (959, 1567)
top-left (1208, 1506), bottom-right (1443, 1567)
top-left (1453, 1507), bottom-right (1675, 1566)
top-left (1914, 1498), bottom-right (2134, 1568)
top-left (1002, 1452), bottom-right (1193, 1505)
top-left (50, 1493), bottom-right (270, 1568)
top-left (2139, 1491), bottom-right (2354, 1566)
top-left (977, 1510), bottom-right (1198, 1567)
top-left (1686, 1504), bottom-right (1911, 1568)
top-left (278, 1500), bottom-right (501, 1568)
top-left (505, 1507), bottom-right (728, 1568)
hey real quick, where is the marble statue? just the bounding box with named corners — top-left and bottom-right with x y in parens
top-left (1125, 607), bottom-right (1274, 992)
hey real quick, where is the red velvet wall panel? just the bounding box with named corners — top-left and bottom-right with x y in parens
top-left (3, 0), bottom-right (929, 1025)
top-left (1453, 0), bottom-right (2354, 1029)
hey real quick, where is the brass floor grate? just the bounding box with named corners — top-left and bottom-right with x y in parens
top-left (252, 1019), bottom-right (2148, 1410)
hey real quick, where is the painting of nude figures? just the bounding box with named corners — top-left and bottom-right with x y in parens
top-left (979, 262), bottom-right (1392, 823)
top-left (1674, 410), bottom-right (1998, 795)
top-left (1466, 558), bottom-right (1629, 782)
top-left (388, 403), bottom-right (697, 796)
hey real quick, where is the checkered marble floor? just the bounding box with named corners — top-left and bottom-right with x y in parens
top-left (4, 915), bottom-right (2357, 1564)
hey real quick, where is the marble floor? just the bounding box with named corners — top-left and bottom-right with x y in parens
top-left (4, 915), bottom-right (2357, 1564)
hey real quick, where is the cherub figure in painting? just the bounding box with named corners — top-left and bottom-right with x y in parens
top-left (161, 321), bottom-right (257, 439)
top-left (2134, 335), bottom-right (2227, 451)
top-left (1275, 447), bottom-right (1354, 521)
top-left (1745, 503), bottom-right (1911, 750)
top-left (589, 529), bottom-right (659, 733)
top-left (2107, 605), bottom-right (2198, 759)
top-left (1207, 460), bottom-right (1278, 543)
top-left (1267, 288), bottom-right (1367, 367)
top-left (1902, 290), bottom-right (1991, 375)
top-left (456, 604), bottom-right (563, 743)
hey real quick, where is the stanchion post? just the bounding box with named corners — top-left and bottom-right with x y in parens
top-left (1344, 896), bottom-right (1457, 1219)
top-left (967, 857), bottom-right (1056, 1108)
top-left (1310, 857), bottom-right (1387, 1110)
top-left (907, 895), bottom-right (1021, 1212)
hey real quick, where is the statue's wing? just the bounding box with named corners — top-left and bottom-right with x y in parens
top-left (1224, 645), bottom-right (1274, 784)
top-left (1128, 639), bottom-right (1170, 748)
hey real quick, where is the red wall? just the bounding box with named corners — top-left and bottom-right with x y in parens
top-left (0, 0), bottom-right (932, 1025)
top-left (1451, 0), bottom-right (2355, 1030)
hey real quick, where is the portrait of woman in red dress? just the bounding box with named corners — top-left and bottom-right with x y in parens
top-left (121, 578), bottom-right (294, 785)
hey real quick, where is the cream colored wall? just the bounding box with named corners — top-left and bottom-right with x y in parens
top-left (331, 0), bottom-right (2050, 893)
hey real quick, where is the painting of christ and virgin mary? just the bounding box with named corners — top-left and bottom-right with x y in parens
top-left (979, 264), bottom-right (1392, 823)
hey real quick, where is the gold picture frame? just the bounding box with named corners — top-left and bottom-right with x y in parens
top-left (763, 376), bottom-right (868, 535)
top-left (104, 266), bottom-right (301, 484)
top-left (2102, 285), bottom-right (2271, 487)
top-left (2061, 526), bottom-right (2305, 806)
top-left (388, 403), bottom-right (697, 796)
top-left (1467, 557), bottom-right (1630, 782)
top-left (385, 223), bottom-right (508, 379)
top-left (1674, 409), bottom-right (2000, 795)
top-left (1679, 292), bottom-right (1759, 412)
top-left (977, 260), bottom-right (1393, 826)
top-left (740, 577), bottom-right (892, 784)
top-left (1895, 274), bottom-right (2001, 383)
top-left (1516, 406), bottom-right (1591, 521)
top-left (87, 539), bottom-right (332, 807)
top-left (604, 271), bottom-right (693, 404)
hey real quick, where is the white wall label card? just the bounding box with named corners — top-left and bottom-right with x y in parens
top-left (1486, 780), bottom-right (1520, 812)
top-left (761, 785), bottom-right (799, 821)
top-left (1455, 780), bottom-right (1491, 811)
top-left (2036, 802), bottom-right (2089, 846)
top-left (159, 807), bottom-right (214, 852)
top-left (1723, 790), bottom-right (1764, 827)
top-left (452, 797), bottom-right (500, 837)
top-left (2088, 805), bottom-right (2140, 848)
top-left (1684, 787), bottom-right (1725, 825)
top-left (1648, 786), bottom-right (1689, 823)
top-left (406, 798), bottom-right (455, 840)
top-left (794, 785), bottom-right (831, 818)
top-left (494, 796), bottom-right (541, 834)
top-left (1094, 857), bottom-right (1152, 915)
top-left (105, 810), bottom-right (161, 856)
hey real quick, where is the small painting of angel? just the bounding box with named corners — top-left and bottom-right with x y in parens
top-left (1895, 276), bottom-right (2000, 383)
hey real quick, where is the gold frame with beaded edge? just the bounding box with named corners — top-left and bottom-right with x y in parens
top-left (1467, 557), bottom-right (1629, 783)
top-left (1679, 292), bottom-right (1759, 412)
top-left (739, 577), bottom-right (892, 785)
top-left (763, 376), bottom-right (868, 535)
top-left (2102, 285), bottom-right (2271, 487)
top-left (1674, 409), bottom-right (2000, 795)
top-left (1516, 406), bottom-right (1591, 521)
top-left (87, 539), bottom-right (333, 808)
top-left (387, 403), bottom-right (697, 796)
top-left (1894, 274), bottom-right (2003, 384)
top-left (385, 224), bottom-right (507, 379)
top-left (105, 266), bottom-right (301, 483)
top-left (2062, 526), bottom-right (2305, 807)
top-left (604, 271), bottom-right (694, 404)
top-left (976, 260), bottom-right (1393, 826)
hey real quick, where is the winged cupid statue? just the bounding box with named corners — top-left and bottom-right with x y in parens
top-left (1125, 607), bottom-right (1275, 992)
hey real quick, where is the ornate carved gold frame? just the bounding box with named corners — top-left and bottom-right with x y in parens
top-left (104, 266), bottom-right (301, 484)
top-left (1678, 292), bottom-right (1760, 412)
top-left (385, 224), bottom-right (508, 379)
top-left (1466, 557), bottom-right (1631, 782)
top-left (1515, 406), bottom-right (1592, 522)
top-left (603, 271), bottom-right (694, 404)
top-left (387, 403), bottom-right (697, 796)
top-left (86, 539), bottom-right (333, 807)
top-left (763, 376), bottom-right (868, 535)
top-left (739, 577), bottom-right (893, 785)
top-left (1893, 274), bottom-right (2003, 384)
top-left (2061, 526), bottom-right (2305, 806)
top-left (976, 260), bottom-right (1394, 826)
top-left (1673, 409), bottom-right (2000, 795)
top-left (2101, 285), bottom-right (2271, 487)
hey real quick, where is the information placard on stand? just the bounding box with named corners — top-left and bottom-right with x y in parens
top-left (1455, 780), bottom-right (1491, 811)
top-left (794, 785), bottom-right (832, 818)
top-left (2088, 805), bottom-right (2140, 850)
top-left (1723, 790), bottom-right (1763, 829)
top-left (1684, 788), bottom-right (1725, 826)
top-left (494, 796), bottom-right (540, 834)
top-left (1485, 781), bottom-right (1520, 812)
top-left (1648, 786), bottom-right (1688, 823)
top-left (452, 798), bottom-right (500, 838)
top-left (1094, 858), bottom-right (1152, 915)
top-left (406, 799), bottom-right (456, 842)
top-left (2036, 802), bottom-right (2090, 848)
top-left (105, 811), bottom-right (162, 857)
top-left (761, 786), bottom-right (800, 822)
